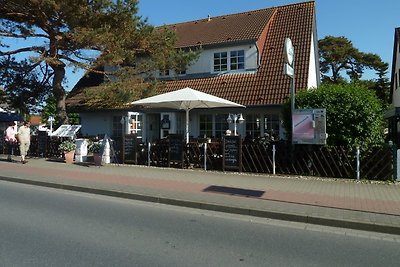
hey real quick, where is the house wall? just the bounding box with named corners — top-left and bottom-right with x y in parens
top-left (79, 112), bottom-right (116, 137)
top-left (158, 43), bottom-right (258, 78)
top-left (307, 31), bottom-right (319, 89)
top-left (393, 40), bottom-right (400, 106)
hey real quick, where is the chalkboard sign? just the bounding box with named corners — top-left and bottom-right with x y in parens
top-left (168, 134), bottom-right (184, 166)
top-left (123, 134), bottom-right (137, 164)
top-left (223, 136), bottom-right (242, 172)
top-left (37, 131), bottom-right (48, 157)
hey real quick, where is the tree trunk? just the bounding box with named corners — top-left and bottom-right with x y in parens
top-left (51, 63), bottom-right (68, 125)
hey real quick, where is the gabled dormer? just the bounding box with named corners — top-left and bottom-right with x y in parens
top-left (155, 7), bottom-right (277, 80)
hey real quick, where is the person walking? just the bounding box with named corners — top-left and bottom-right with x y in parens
top-left (4, 122), bottom-right (18, 162)
top-left (17, 121), bottom-right (31, 164)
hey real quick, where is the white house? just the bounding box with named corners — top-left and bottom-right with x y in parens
top-left (386, 27), bottom-right (400, 144)
top-left (66, 1), bottom-right (320, 143)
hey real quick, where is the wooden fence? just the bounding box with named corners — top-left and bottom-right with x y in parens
top-left (0, 135), bottom-right (394, 181)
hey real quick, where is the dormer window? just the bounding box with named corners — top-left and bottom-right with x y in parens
top-left (213, 50), bottom-right (245, 72)
top-left (214, 52), bottom-right (228, 72)
top-left (159, 69), bottom-right (170, 77)
top-left (230, 50), bottom-right (245, 70)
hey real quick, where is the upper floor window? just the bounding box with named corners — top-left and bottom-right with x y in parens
top-left (230, 50), bottom-right (245, 70)
top-left (213, 50), bottom-right (245, 73)
top-left (178, 69), bottom-right (186, 75)
top-left (214, 52), bottom-right (228, 72)
top-left (159, 69), bottom-right (170, 77)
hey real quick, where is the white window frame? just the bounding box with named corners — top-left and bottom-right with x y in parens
top-left (213, 50), bottom-right (245, 73)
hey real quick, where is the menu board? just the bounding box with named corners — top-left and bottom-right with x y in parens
top-left (168, 134), bottom-right (184, 164)
top-left (123, 134), bottom-right (137, 164)
top-left (223, 136), bottom-right (242, 172)
top-left (37, 130), bottom-right (48, 157)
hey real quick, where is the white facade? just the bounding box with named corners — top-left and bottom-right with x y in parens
top-left (157, 43), bottom-right (259, 78)
top-left (392, 40), bottom-right (400, 106)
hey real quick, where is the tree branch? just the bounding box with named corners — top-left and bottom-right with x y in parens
top-left (0, 46), bottom-right (46, 56)
top-left (0, 31), bottom-right (48, 39)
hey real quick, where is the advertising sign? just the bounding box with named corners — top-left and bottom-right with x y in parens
top-left (292, 109), bottom-right (327, 145)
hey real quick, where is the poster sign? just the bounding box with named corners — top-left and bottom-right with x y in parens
top-left (292, 109), bottom-right (327, 145)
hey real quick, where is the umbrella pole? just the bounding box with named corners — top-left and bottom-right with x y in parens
top-left (186, 109), bottom-right (189, 143)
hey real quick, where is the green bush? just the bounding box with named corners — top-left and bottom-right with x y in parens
top-left (283, 83), bottom-right (385, 150)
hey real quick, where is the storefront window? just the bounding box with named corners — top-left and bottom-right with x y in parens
top-left (215, 114), bottom-right (229, 138)
top-left (264, 114), bottom-right (280, 141)
top-left (245, 114), bottom-right (261, 139)
top-left (199, 114), bottom-right (212, 138)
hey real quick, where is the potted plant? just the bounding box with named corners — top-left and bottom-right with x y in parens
top-left (89, 141), bottom-right (103, 166)
top-left (59, 139), bottom-right (76, 164)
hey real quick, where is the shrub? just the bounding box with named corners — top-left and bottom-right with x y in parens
top-left (88, 142), bottom-right (103, 153)
top-left (59, 139), bottom-right (76, 152)
top-left (282, 83), bottom-right (385, 150)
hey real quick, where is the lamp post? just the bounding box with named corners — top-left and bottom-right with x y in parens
top-left (47, 116), bottom-right (55, 133)
top-left (227, 113), bottom-right (244, 136)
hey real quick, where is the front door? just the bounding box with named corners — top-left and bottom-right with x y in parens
top-left (146, 113), bottom-right (160, 142)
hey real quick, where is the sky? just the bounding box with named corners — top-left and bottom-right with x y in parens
top-left (65, 0), bottom-right (400, 90)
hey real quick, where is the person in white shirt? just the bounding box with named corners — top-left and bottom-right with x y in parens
top-left (4, 122), bottom-right (17, 162)
top-left (17, 121), bottom-right (31, 164)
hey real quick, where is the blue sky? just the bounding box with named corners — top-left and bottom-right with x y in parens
top-left (69, 0), bottom-right (399, 89)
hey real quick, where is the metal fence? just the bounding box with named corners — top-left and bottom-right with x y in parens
top-left (0, 135), bottom-right (395, 181)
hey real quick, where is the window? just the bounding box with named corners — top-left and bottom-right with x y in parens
top-left (230, 50), bottom-right (245, 70)
top-left (112, 116), bottom-right (123, 138)
top-left (128, 113), bottom-right (142, 138)
top-left (213, 52), bottom-right (228, 72)
top-left (215, 114), bottom-right (229, 138)
top-left (159, 69), bottom-right (170, 76)
top-left (214, 50), bottom-right (245, 73)
top-left (245, 114), bottom-right (261, 139)
top-left (264, 114), bottom-right (280, 141)
top-left (199, 115), bottom-right (213, 138)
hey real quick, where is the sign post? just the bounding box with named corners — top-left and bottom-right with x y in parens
top-left (283, 38), bottom-right (295, 114)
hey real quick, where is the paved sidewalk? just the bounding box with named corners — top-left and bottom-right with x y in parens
top-left (1, 155), bottom-right (400, 235)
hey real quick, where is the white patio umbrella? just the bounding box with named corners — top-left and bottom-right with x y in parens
top-left (130, 87), bottom-right (245, 143)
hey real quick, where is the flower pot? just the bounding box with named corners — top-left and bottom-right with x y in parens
top-left (93, 153), bottom-right (102, 166)
top-left (64, 151), bottom-right (75, 164)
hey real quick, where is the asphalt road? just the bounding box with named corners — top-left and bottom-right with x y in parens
top-left (1, 180), bottom-right (399, 267)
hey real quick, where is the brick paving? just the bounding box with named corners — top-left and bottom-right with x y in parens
top-left (1, 156), bottom-right (400, 235)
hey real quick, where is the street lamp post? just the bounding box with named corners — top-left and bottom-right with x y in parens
top-left (47, 116), bottom-right (55, 133)
top-left (227, 113), bottom-right (244, 136)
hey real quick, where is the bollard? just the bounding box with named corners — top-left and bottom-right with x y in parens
top-left (148, 142), bottom-right (151, 167)
top-left (273, 144), bottom-right (276, 175)
top-left (204, 142), bottom-right (207, 171)
top-left (356, 146), bottom-right (360, 180)
top-left (102, 139), bottom-right (110, 164)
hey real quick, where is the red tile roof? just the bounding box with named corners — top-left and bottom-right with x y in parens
top-left (67, 1), bottom-right (316, 110)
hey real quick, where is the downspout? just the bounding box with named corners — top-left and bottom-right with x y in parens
top-left (255, 42), bottom-right (261, 68)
